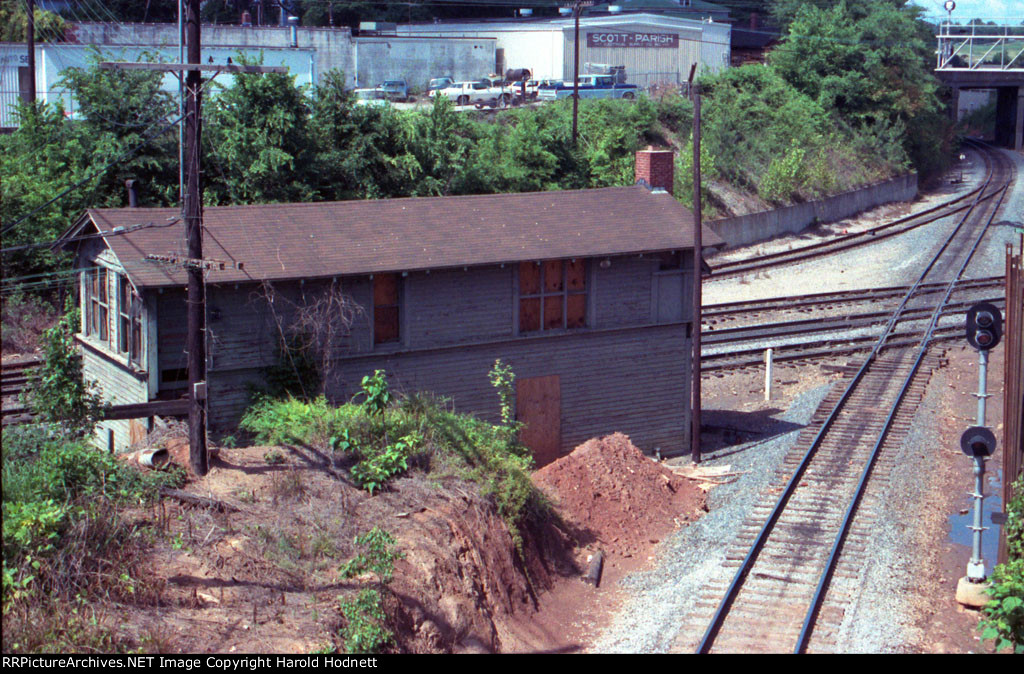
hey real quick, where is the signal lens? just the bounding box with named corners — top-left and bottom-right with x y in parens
top-left (976, 330), bottom-right (993, 347)
top-left (976, 311), bottom-right (994, 328)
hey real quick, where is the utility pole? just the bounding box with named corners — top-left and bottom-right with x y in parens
top-left (101, 4), bottom-right (283, 476)
top-left (568, 1), bottom-right (593, 146)
top-left (26, 0), bottom-right (35, 104)
top-left (184, 0), bottom-right (207, 476)
top-left (691, 84), bottom-right (703, 465)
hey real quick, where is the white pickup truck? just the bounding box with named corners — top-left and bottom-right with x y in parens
top-left (430, 80), bottom-right (513, 107)
top-left (536, 74), bottom-right (638, 101)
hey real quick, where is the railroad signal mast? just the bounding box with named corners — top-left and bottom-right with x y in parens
top-left (956, 301), bottom-right (1002, 605)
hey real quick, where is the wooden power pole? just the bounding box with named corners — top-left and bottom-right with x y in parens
top-left (184, 0), bottom-right (207, 476)
top-left (101, 3), bottom-right (284, 476)
top-left (691, 86), bottom-right (703, 465)
top-left (26, 0), bottom-right (35, 104)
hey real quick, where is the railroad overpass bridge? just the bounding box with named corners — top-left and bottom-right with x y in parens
top-left (936, 22), bottom-right (1024, 149)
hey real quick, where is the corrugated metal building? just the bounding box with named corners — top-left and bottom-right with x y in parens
top-left (397, 12), bottom-right (731, 89)
top-left (59, 152), bottom-right (723, 465)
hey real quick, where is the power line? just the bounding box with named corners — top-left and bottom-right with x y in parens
top-left (0, 218), bottom-right (181, 255)
top-left (1, 113), bottom-right (185, 237)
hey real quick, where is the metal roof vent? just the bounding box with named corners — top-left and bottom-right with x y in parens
top-left (651, 187), bottom-right (668, 194)
top-left (559, 7), bottom-right (572, 15)
top-left (609, 5), bottom-right (622, 13)
top-left (519, 8), bottom-right (533, 17)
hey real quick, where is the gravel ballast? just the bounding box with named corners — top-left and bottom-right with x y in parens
top-left (586, 147), bottom-right (1022, 653)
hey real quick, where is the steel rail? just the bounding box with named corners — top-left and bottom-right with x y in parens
top-left (702, 276), bottom-right (1004, 319)
top-left (794, 143), bottom-right (1013, 652)
top-left (695, 143), bottom-right (1010, 653)
top-left (702, 295), bottom-right (1004, 347)
top-left (708, 147), bottom-right (1001, 278)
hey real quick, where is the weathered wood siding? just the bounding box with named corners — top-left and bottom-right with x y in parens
top-left (405, 267), bottom-right (514, 348)
top-left (80, 338), bottom-right (149, 452)
top-left (76, 242), bottom-right (150, 452)
top-left (324, 325), bottom-right (692, 457)
top-left (196, 256), bottom-right (694, 456)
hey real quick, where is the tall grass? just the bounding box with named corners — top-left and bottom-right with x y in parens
top-left (2, 423), bottom-right (182, 652)
top-left (239, 386), bottom-right (548, 548)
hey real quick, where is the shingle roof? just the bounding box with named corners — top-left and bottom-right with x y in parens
top-left (78, 185), bottom-right (722, 289)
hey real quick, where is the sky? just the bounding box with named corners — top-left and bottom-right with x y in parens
top-left (910, 0), bottom-right (1024, 23)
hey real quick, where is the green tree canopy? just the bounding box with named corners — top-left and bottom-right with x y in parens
top-left (204, 62), bottom-right (315, 204)
top-left (0, 0), bottom-right (67, 42)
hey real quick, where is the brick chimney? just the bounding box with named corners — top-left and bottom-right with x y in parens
top-left (635, 148), bottom-right (675, 195)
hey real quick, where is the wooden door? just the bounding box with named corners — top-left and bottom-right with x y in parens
top-left (517, 375), bottom-right (561, 467)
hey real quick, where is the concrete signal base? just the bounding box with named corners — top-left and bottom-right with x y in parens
top-left (955, 576), bottom-right (991, 608)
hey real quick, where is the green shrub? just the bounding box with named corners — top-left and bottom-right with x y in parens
top-left (980, 476), bottom-right (1024, 653)
top-left (338, 588), bottom-right (392, 654)
top-left (336, 528), bottom-right (403, 654)
top-left (348, 431), bottom-right (420, 495)
top-left (25, 300), bottom-right (106, 435)
top-left (2, 424), bottom-right (181, 618)
top-left (759, 140), bottom-right (807, 204)
top-left (239, 368), bottom-right (548, 533)
top-left (340, 527), bottom-right (403, 584)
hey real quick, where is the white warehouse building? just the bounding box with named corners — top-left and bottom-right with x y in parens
top-left (396, 13), bottom-right (731, 89)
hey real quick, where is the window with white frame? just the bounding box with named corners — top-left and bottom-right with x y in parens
top-left (117, 274), bottom-right (143, 366)
top-left (85, 267), bottom-right (110, 343)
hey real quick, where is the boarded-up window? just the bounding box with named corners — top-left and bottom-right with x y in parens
top-left (373, 274), bottom-right (401, 345)
top-left (86, 267), bottom-right (109, 343)
top-left (518, 260), bottom-right (587, 333)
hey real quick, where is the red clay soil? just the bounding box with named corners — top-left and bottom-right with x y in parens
top-left (533, 433), bottom-right (707, 559)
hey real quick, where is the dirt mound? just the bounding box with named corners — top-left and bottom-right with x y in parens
top-left (533, 433), bottom-right (707, 558)
top-left (387, 485), bottom-right (576, 653)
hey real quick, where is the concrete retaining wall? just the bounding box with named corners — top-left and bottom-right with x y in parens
top-left (708, 173), bottom-right (919, 249)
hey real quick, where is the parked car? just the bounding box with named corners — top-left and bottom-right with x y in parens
top-left (431, 80), bottom-right (497, 106)
top-left (378, 79), bottom-right (409, 101)
top-left (353, 88), bottom-right (389, 107)
top-left (427, 76), bottom-right (454, 93)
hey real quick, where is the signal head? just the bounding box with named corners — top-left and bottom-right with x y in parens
top-left (965, 302), bottom-right (1002, 351)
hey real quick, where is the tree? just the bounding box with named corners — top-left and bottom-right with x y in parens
top-left (0, 101), bottom-right (88, 281)
top-left (28, 299), bottom-right (106, 435)
top-left (0, 1), bottom-right (67, 42)
top-left (204, 61), bottom-right (316, 204)
top-left (2, 55), bottom-right (178, 281)
top-left (56, 50), bottom-right (179, 207)
top-left (307, 70), bottom-right (417, 200)
top-left (769, 0), bottom-right (949, 174)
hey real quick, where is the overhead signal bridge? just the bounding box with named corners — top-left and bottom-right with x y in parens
top-left (936, 20), bottom-right (1024, 149)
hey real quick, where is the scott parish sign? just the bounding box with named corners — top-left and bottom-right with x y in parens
top-left (587, 32), bottom-right (679, 48)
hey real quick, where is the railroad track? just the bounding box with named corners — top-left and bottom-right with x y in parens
top-left (702, 276), bottom-right (1004, 328)
top-left (706, 142), bottom-right (1004, 279)
top-left (700, 294), bottom-right (1005, 372)
top-left (678, 142), bottom-right (1013, 653)
top-left (1, 356), bottom-right (41, 401)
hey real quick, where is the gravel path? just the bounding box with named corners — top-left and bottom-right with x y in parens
top-left (587, 148), bottom-right (1022, 653)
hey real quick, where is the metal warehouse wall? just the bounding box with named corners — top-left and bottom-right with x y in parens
top-left (353, 36), bottom-right (495, 89)
top-left (563, 24), bottom-right (704, 89)
top-left (398, 14), bottom-right (731, 87)
top-left (69, 22), bottom-right (354, 86)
